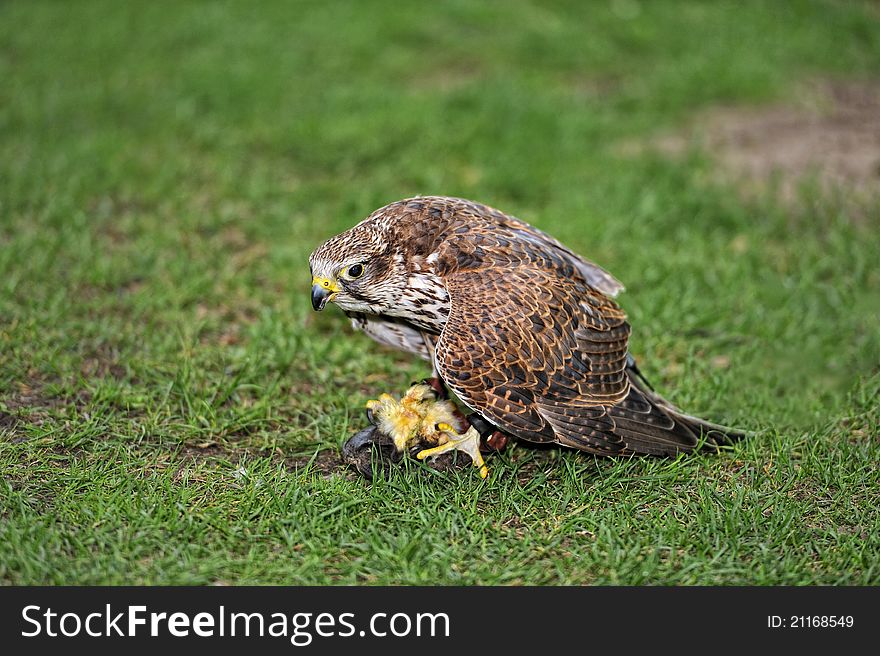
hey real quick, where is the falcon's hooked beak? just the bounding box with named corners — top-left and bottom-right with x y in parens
top-left (311, 276), bottom-right (339, 311)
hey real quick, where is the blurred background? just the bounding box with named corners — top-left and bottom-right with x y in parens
top-left (1, 0), bottom-right (879, 585)
top-left (5, 0), bottom-right (879, 419)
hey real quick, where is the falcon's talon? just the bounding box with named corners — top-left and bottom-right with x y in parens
top-left (416, 426), bottom-right (488, 479)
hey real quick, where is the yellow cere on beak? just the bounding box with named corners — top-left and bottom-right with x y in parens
top-left (312, 276), bottom-right (340, 293)
top-left (311, 276), bottom-right (340, 311)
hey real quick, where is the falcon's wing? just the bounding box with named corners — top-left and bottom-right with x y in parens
top-left (502, 221), bottom-right (625, 298)
top-left (406, 196), bottom-right (625, 297)
top-left (434, 262), bottom-right (633, 455)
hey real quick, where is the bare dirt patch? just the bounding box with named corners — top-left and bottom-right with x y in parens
top-left (621, 79), bottom-right (880, 208)
top-left (79, 343), bottom-right (128, 380)
top-left (0, 410), bottom-right (22, 434)
top-left (1, 381), bottom-right (94, 445)
top-left (286, 448), bottom-right (356, 480)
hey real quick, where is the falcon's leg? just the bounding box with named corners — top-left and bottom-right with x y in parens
top-left (467, 412), bottom-right (510, 453)
top-left (419, 332), bottom-right (449, 400)
top-left (417, 376), bottom-right (449, 400)
top-left (416, 423), bottom-right (488, 479)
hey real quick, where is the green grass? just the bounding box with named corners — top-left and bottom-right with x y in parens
top-left (1, 0), bottom-right (879, 585)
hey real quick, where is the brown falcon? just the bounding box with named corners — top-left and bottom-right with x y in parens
top-left (309, 196), bottom-right (744, 476)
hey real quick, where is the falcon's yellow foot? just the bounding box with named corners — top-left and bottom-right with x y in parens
top-left (416, 425), bottom-right (488, 479)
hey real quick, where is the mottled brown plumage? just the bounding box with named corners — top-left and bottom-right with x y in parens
top-left (310, 196), bottom-right (744, 458)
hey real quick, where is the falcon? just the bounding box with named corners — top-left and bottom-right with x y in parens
top-left (309, 196), bottom-right (744, 477)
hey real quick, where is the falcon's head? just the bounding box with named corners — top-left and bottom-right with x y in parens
top-left (308, 222), bottom-right (406, 313)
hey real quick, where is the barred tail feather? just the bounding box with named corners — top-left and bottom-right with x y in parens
top-left (617, 355), bottom-right (748, 454)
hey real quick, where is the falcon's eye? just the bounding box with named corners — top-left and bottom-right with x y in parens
top-left (345, 263), bottom-right (365, 279)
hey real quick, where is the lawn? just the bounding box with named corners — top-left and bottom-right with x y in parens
top-left (1, 0), bottom-right (878, 585)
